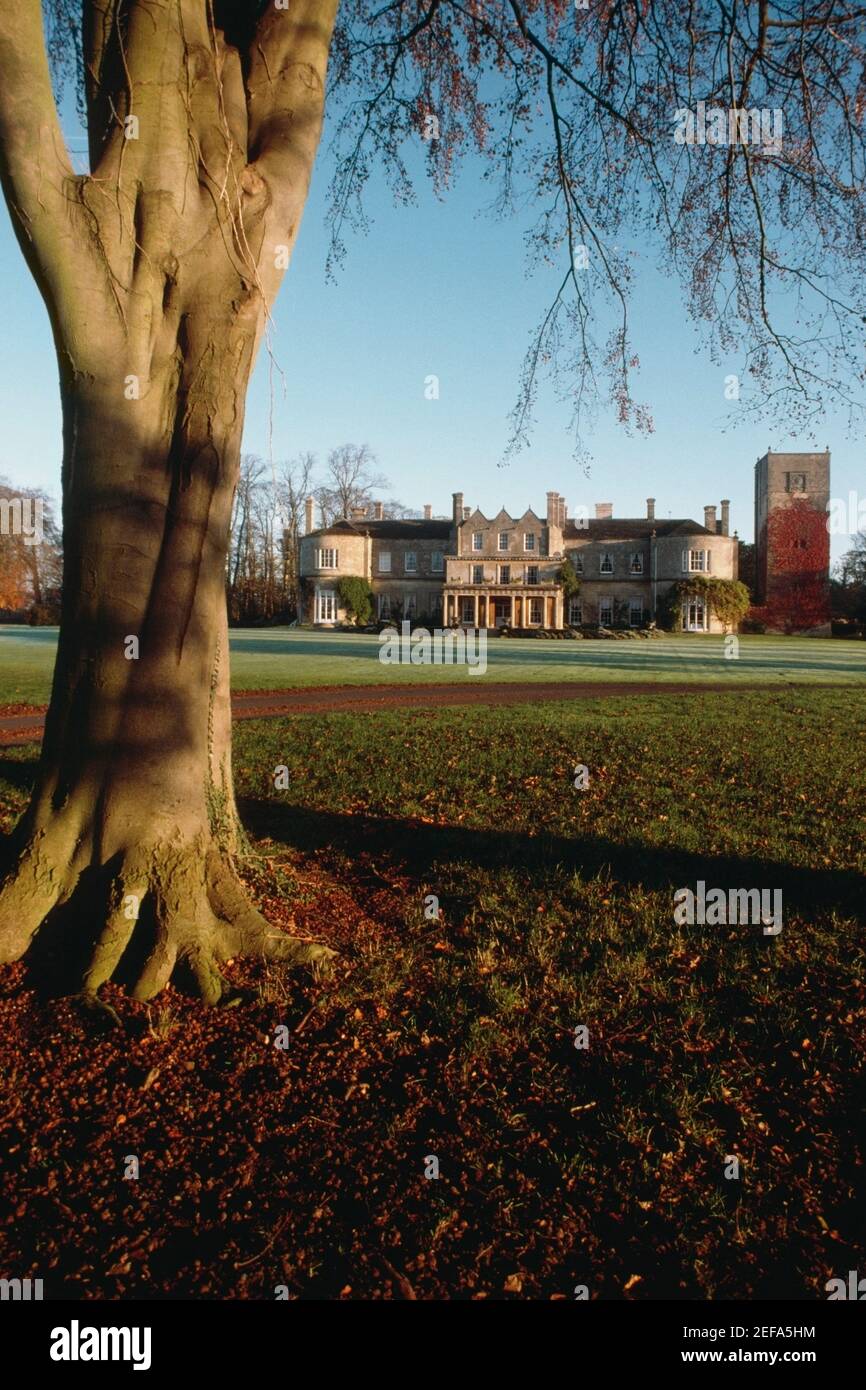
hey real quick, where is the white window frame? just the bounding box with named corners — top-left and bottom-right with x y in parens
top-left (526, 565), bottom-right (539, 585)
top-left (460, 597), bottom-right (475, 623)
top-left (472, 563), bottom-right (484, 585)
top-left (529, 597), bottom-right (544, 626)
top-left (629, 552), bottom-right (644, 575)
top-left (683, 596), bottom-right (707, 631)
top-left (499, 564), bottom-right (511, 583)
top-left (685, 549), bottom-right (709, 573)
top-left (498, 531), bottom-right (509, 551)
top-left (599, 552), bottom-right (614, 576)
top-left (599, 598), bottom-right (613, 626)
top-left (315, 588), bottom-right (337, 623)
top-left (431, 551), bottom-right (444, 573)
top-left (569, 597), bottom-right (582, 625)
top-left (524, 533), bottom-right (536, 551)
top-left (316, 547), bottom-right (338, 570)
top-left (404, 551), bottom-right (418, 573)
top-left (378, 550), bottom-right (392, 573)
top-left (472, 532), bottom-right (483, 552)
top-left (629, 598), bottom-right (643, 627)
top-left (573, 552), bottom-right (584, 574)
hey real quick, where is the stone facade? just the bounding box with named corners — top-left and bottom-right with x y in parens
top-left (299, 486), bottom-right (744, 633)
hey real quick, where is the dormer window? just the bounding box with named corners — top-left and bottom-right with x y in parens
top-left (599, 552), bottom-right (614, 575)
top-left (498, 531), bottom-right (509, 551)
top-left (524, 533), bottom-right (536, 551)
top-left (472, 532), bottom-right (483, 551)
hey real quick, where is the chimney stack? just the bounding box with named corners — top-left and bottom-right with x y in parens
top-left (647, 497), bottom-right (655, 521)
top-left (453, 491), bottom-right (464, 525)
top-left (547, 491), bottom-right (559, 525)
top-left (373, 501), bottom-right (384, 520)
top-left (423, 504), bottom-right (432, 520)
top-left (595, 502), bottom-right (613, 520)
top-left (720, 499), bottom-right (730, 536)
top-left (304, 496), bottom-right (315, 534)
top-left (704, 504), bottom-right (717, 533)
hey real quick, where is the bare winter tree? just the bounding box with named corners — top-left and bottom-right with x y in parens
top-left (278, 450), bottom-right (316, 616)
top-left (0, 1), bottom-right (864, 1004)
top-left (315, 442), bottom-right (388, 525)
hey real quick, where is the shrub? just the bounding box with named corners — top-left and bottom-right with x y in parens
top-left (336, 576), bottom-right (373, 626)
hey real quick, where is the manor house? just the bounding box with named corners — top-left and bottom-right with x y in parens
top-left (299, 490), bottom-right (739, 633)
top-left (299, 450), bottom-right (831, 634)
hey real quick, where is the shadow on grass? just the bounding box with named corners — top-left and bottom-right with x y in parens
top-left (241, 796), bottom-right (866, 922)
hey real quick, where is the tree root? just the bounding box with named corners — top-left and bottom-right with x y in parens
top-left (0, 834), bottom-right (336, 1004)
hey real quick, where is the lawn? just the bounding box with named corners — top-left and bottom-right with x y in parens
top-left (0, 686), bottom-right (864, 1299)
top-left (0, 624), bottom-right (864, 706)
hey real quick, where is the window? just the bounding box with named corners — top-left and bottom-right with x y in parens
top-left (461, 597), bottom-right (475, 623)
top-left (472, 564), bottom-right (484, 585)
top-left (472, 532), bottom-right (483, 551)
top-left (599, 552), bottom-right (614, 575)
top-left (378, 593), bottom-right (392, 619)
top-left (316, 547), bottom-right (338, 569)
top-left (404, 551), bottom-right (417, 573)
top-left (629, 598), bottom-right (643, 627)
top-left (630, 552), bottom-right (644, 575)
top-left (599, 598), bottom-right (613, 626)
top-left (404, 592), bottom-right (417, 617)
top-left (315, 589), bottom-right (337, 622)
top-left (524, 533), bottom-right (536, 551)
top-left (569, 598), bottom-right (582, 625)
top-left (529, 597), bottom-right (544, 625)
top-left (684, 549), bottom-right (710, 572)
top-left (573, 552), bottom-right (584, 574)
top-left (526, 565), bottom-right (539, 585)
top-left (683, 596), bottom-right (707, 630)
top-left (787, 472), bottom-right (807, 493)
top-left (378, 551), bottom-right (392, 573)
top-left (499, 565), bottom-right (511, 583)
top-left (431, 551), bottom-right (444, 573)
top-left (498, 531), bottom-right (509, 551)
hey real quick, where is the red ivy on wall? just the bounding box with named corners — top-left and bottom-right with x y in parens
top-left (752, 499), bottom-right (830, 632)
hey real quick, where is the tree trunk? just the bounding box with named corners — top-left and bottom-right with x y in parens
top-left (0, 358), bottom-right (332, 1003)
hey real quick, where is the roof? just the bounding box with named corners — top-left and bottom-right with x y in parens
top-left (563, 517), bottom-right (716, 539)
top-left (306, 517), bottom-right (453, 540)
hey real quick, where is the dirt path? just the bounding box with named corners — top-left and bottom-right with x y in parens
top-left (0, 678), bottom-right (827, 747)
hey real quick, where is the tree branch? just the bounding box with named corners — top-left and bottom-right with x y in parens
top-left (0, 0), bottom-right (88, 330)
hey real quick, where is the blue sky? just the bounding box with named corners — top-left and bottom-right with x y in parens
top-left (0, 113), bottom-right (860, 557)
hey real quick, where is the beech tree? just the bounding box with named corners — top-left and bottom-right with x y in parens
top-left (0, 0), bottom-right (864, 1005)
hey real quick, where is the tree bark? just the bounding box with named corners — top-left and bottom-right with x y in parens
top-left (0, 358), bottom-right (331, 1002)
top-left (0, 0), bottom-right (340, 1003)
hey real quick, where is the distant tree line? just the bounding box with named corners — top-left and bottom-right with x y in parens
top-left (831, 533), bottom-right (866, 630)
top-left (0, 476), bottom-right (62, 623)
top-left (227, 443), bottom-right (413, 625)
top-left (1, 445), bottom-right (412, 628)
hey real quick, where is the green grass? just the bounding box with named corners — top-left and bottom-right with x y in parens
top-left (1, 686), bottom-right (864, 1296)
top-left (0, 624), bottom-right (864, 706)
top-left (235, 688), bottom-right (865, 1296)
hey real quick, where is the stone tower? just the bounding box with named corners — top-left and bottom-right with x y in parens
top-left (754, 449), bottom-right (830, 632)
